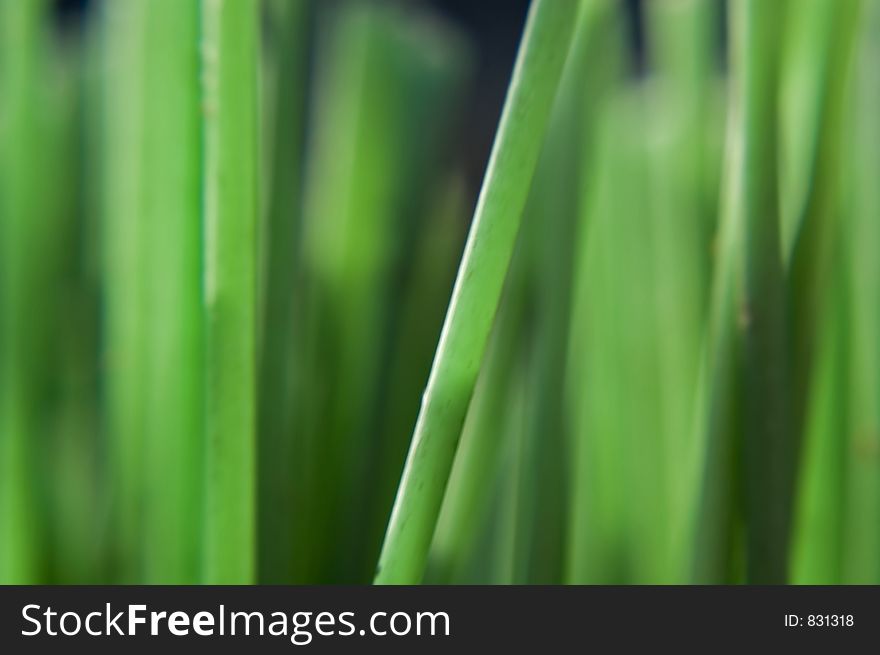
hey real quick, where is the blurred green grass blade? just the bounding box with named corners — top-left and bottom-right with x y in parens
top-left (0, 0), bottom-right (52, 584)
top-left (428, 226), bottom-right (529, 584)
top-left (567, 89), bottom-right (664, 583)
top-left (689, 0), bottom-right (791, 584)
top-left (779, 0), bottom-right (834, 256)
top-left (99, 0), bottom-right (149, 582)
top-left (688, 184), bottom-right (744, 583)
top-left (841, 2), bottom-right (880, 583)
top-left (257, 0), bottom-right (311, 585)
top-left (45, 27), bottom-right (102, 584)
top-left (371, 177), bottom-right (468, 580)
top-left (790, 0), bottom-right (866, 587)
top-left (375, 0), bottom-right (580, 585)
top-left (786, 0), bottom-right (862, 501)
top-left (790, 272), bottom-right (847, 584)
top-left (202, 0), bottom-right (260, 584)
top-left (645, 0), bottom-right (719, 583)
top-left (140, 0), bottom-right (204, 584)
top-left (649, 0), bottom-right (720, 225)
top-left (513, 0), bottom-right (615, 584)
top-left (493, 356), bottom-right (529, 585)
top-left (780, 0), bottom-right (861, 261)
top-left (567, 107), bottom-right (627, 584)
top-left (732, 0), bottom-right (791, 584)
top-left (298, 2), bottom-right (469, 582)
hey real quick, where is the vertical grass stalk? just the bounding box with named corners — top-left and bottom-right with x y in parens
top-left (99, 0), bottom-right (148, 582)
top-left (202, 0), bottom-right (259, 584)
top-left (141, 0), bottom-right (204, 584)
top-left (0, 0), bottom-right (51, 584)
top-left (732, 0), bottom-right (790, 583)
top-left (841, 0), bottom-right (879, 583)
top-left (375, 0), bottom-right (579, 584)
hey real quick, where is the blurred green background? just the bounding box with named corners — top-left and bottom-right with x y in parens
top-left (0, 0), bottom-right (877, 585)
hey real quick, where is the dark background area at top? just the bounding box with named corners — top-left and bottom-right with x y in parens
top-left (51, 0), bottom-right (650, 198)
top-left (53, 0), bottom-right (647, 53)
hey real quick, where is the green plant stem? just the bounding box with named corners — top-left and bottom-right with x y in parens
top-left (375, 177), bottom-right (468, 581)
top-left (202, 0), bottom-right (259, 584)
top-left (99, 0), bottom-right (148, 583)
top-left (428, 232), bottom-right (528, 583)
top-left (374, 0), bottom-right (579, 584)
top-left (0, 0), bottom-right (50, 585)
top-left (141, 0), bottom-right (204, 584)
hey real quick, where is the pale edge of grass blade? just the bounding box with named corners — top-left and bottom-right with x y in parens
top-left (202, 0), bottom-right (260, 584)
top-left (374, 0), bottom-right (580, 585)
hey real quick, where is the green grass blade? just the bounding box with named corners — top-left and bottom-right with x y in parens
top-left (790, 269), bottom-right (847, 584)
top-left (428, 228), bottom-right (529, 584)
top-left (140, 0), bottom-right (204, 584)
top-left (513, 0), bottom-right (615, 584)
top-left (257, 0), bottom-right (311, 585)
top-left (297, 3), bottom-right (468, 582)
top-left (789, 0), bottom-right (864, 587)
top-left (786, 0), bottom-right (862, 507)
top-left (373, 177), bottom-right (469, 581)
top-left (731, 0), bottom-right (791, 584)
top-left (202, 0), bottom-right (260, 584)
top-left (645, 0), bottom-right (719, 583)
top-left (689, 0), bottom-right (791, 583)
top-left (99, 0), bottom-right (149, 583)
top-left (0, 0), bottom-right (51, 584)
top-left (841, 2), bottom-right (880, 583)
top-left (45, 28), bottom-right (102, 584)
top-left (375, 0), bottom-right (580, 584)
top-left (688, 183), bottom-right (744, 583)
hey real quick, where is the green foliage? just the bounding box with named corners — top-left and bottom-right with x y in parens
top-left (0, 0), bottom-right (876, 585)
